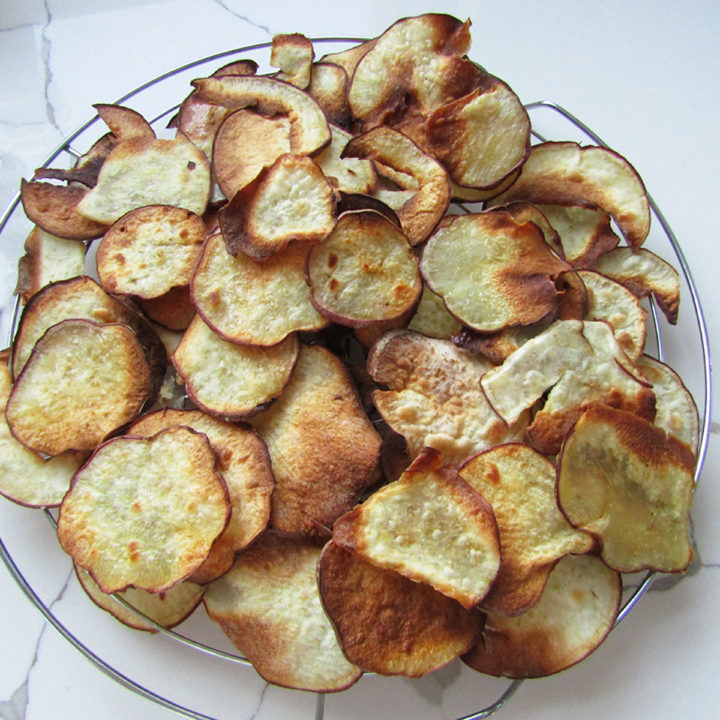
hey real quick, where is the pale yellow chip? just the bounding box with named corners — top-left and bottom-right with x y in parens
top-left (77, 134), bottom-right (211, 224)
top-left (204, 532), bottom-right (362, 692)
top-left (333, 448), bottom-right (500, 609)
top-left (57, 426), bottom-right (230, 593)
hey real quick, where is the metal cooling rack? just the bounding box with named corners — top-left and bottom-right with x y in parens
top-left (0, 38), bottom-right (712, 720)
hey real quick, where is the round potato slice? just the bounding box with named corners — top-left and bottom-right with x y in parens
top-left (57, 426), bottom-right (230, 594)
top-left (173, 315), bottom-right (300, 419)
top-left (7, 319), bottom-right (153, 455)
top-left (191, 232), bottom-right (329, 347)
top-left (318, 541), bottom-right (482, 677)
top-left (129, 408), bottom-right (275, 584)
top-left (96, 205), bottom-right (207, 299)
top-left (76, 565), bottom-right (204, 632)
top-left (307, 210), bottom-right (421, 327)
top-left (420, 211), bottom-right (570, 332)
top-left (463, 554), bottom-right (621, 678)
top-left (459, 443), bottom-right (594, 615)
top-left (557, 404), bottom-right (696, 573)
top-left (204, 532), bottom-right (362, 692)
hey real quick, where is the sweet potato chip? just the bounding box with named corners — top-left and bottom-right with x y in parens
top-left (314, 124), bottom-right (376, 195)
top-left (93, 103), bottom-right (155, 142)
top-left (307, 62), bottom-right (351, 127)
top-left (318, 541), bottom-right (482, 676)
top-left (271, 33), bottom-right (314, 89)
top-left (204, 532), bottom-right (362, 692)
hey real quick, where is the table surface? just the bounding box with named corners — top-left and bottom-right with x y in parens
top-left (1, 1), bottom-right (718, 719)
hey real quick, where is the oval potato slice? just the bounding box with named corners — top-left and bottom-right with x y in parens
top-left (204, 532), bottom-right (362, 692)
top-left (318, 541), bottom-right (482, 677)
top-left (463, 554), bottom-right (621, 678)
top-left (557, 404), bottom-right (695, 573)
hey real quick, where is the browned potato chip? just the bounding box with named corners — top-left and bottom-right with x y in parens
top-left (97, 205), bottom-right (206, 299)
top-left (76, 134), bottom-right (211, 224)
top-left (557, 404), bottom-right (695, 572)
top-left (333, 448), bottom-right (500, 609)
top-left (137, 285), bottom-right (196, 332)
top-left (318, 541), bottom-right (482, 676)
top-left (173, 315), bottom-right (300, 419)
top-left (319, 39), bottom-right (376, 78)
top-left (20, 179), bottom-right (108, 241)
top-left (57, 426), bottom-right (229, 593)
top-left (420, 211), bottom-right (570, 332)
top-left (7, 319), bottom-right (154, 455)
top-left (204, 532), bottom-right (362, 692)
top-left (307, 209), bottom-right (421, 327)
top-left (93, 103), bottom-right (156, 142)
top-left (459, 443), bottom-right (593, 615)
top-left (489, 200), bottom-right (564, 257)
top-left (191, 232), bottom-right (329, 346)
top-left (487, 141), bottom-right (651, 249)
top-left (76, 565), bottom-right (204, 632)
top-left (251, 343), bottom-right (381, 537)
top-left (129, 408), bottom-right (275, 583)
top-left (218, 153), bottom-right (335, 261)
top-left (307, 62), bottom-right (351, 128)
top-left (463, 554), bottom-right (621, 678)
top-left (271, 33), bottom-right (314, 89)
top-left (314, 124), bottom-right (376, 195)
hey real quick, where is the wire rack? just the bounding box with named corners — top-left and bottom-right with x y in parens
top-left (0, 38), bottom-right (712, 720)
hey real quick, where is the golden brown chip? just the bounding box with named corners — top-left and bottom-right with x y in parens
top-left (57, 426), bottom-right (229, 593)
top-left (173, 315), bottom-right (300, 419)
top-left (251, 343), bottom-right (381, 537)
top-left (7, 320), bottom-right (153, 455)
top-left (333, 448), bottom-right (501, 609)
top-left (487, 141), bottom-right (651, 249)
top-left (20, 179), bottom-right (108, 241)
top-left (204, 532), bottom-right (362, 692)
top-left (76, 565), bottom-right (204, 632)
top-left (489, 200), bottom-right (564, 257)
top-left (368, 330), bottom-right (527, 464)
top-left (307, 62), bottom-right (351, 127)
top-left (271, 33), bottom-right (315, 89)
top-left (96, 205), bottom-right (206, 299)
top-left (191, 232), bottom-right (329, 346)
top-left (307, 210), bottom-right (421, 327)
top-left (318, 541), bottom-right (482, 676)
top-left (420, 211), bottom-right (570, 332)
top-left (463, 554), bottom-right (621, 678)
top-left (137, 285), bottom-right (196, 332)
top-left (218, 153), bottom-right (335, 261)
top-left (93, 103), bottom-right (156, 142)
top-left (459, 443), bottom-right (593, 615)
top-left (557, 404), bottom-right (696, 572)
top-left (407, 285), bottom-right (463, 339)
top-left (129, 408), bottom-right (275, 584)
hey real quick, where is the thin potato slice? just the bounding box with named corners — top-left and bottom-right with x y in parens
top-left (218, 153), bottom-right (335, 261)
top-left (489, 200), bottom-right (564, 258)
top-left (93, 103), bottom-right (155, 142)
top-left (57, 426), bottom-right (230, 593)
top-left (343, 126), bottom-right (450, 246)
top-left (463, 554), bottom-right (621, 678)
top-left (578, 269), bottom-right (647, 362)
top-left (407, 285), bottom-right (463, 339)
top-left (212, 109), bottom-right (292, 198)
top-left (307, 62), bottom-right (351, 128)
top-left (536, 202), bottom-right (620, 267)
top-left (420, 211), bottom-right (570, 332)
top-left (592, 246), bottom-right (680, 324)
top-left (426, 76), bottom-right (530, 190)
top-left (77, 134), bottom-right (211, 224)
top-left (7, 320), bottom-right (153, 455)
top-left (129, 408), bottom-right (275, 583)
top-left (192, 74), bottom-right (331, 157)
top-left (271, 33), bottom-right (314, 89)
top-left (97, 205), bottom-right (206, 299)
top-left (76, 565), bottom-right (204, 632)
top-left (0, 354), bottom-right (85, 507)
top-left (191, 232), bottom-right (329, 346)
top-left (557, 404), bottom-right (695, 573)
top-left (15, 226), bottom-right (87, 303)
top-left (320, 39), bottom-right (376, 78)
top-left (20, 179), bottom-right (107, 240)
top-left (333, 448), bottom-right (500, 609)
top-left (487, 141), bottom-right (651, 249)
top-left (368, 330), bottom-right (527, 464)
top-left (173, 315), bottom-right (300, 419)
top-left (204, 532), bottom-right (362, 692)
top-left (638, 355), bottom-right (699, 451)
top-left (251, 344), bottom-right (381, 537)
top-left (459, 443), bottom-right (593, 615)
top-left (307, 210), bottom-right (421, 327)
top-left (314, 125), bottom-right (376, 195)
top-left (318, 541), bottom-right (482, 677)
top-left (138, 285), bottom-right (196, 332)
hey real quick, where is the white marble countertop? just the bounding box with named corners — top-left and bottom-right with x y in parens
top-left (1, 1), bottom-right (718, 719)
